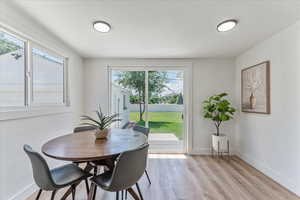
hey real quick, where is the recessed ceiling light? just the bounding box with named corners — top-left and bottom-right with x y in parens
top-left (217, 19), bottom-right (238, 32)
top-left (93, 21), bottom-right (111, 33)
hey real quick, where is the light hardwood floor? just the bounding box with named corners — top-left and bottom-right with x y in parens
top-left (26, 155), bottom-right (299, 200)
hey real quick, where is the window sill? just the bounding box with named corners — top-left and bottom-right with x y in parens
top-left (0, 106), bottom-right (72, 121)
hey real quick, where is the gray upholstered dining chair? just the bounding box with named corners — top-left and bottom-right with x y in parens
top-left (24, 144), bottom-right (91, 200)
top-left (73, 126), bottom-right (109, 176)
top-left (133, 126), bottom-right (150, 137)
top-left (121, 121), bottom-right (136, 129)
top-left (74, 126), bottom-right (96, 133)
top-left (73, 126), bottom-right (96, 167)
top-left (121, 122), bottom-right (130, 129)
top-left (88, 144), bottom-right (149, 200)
top-left (133, 125), bottom-right (151, 184)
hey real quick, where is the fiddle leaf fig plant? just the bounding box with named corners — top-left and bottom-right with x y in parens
top-left (80, 105), bottom-right (121, 130)
top-left (203, 93), bottom-right (236, 136)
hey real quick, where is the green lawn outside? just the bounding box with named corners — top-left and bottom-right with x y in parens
top-left (130, 112), bottom-right (183, 139)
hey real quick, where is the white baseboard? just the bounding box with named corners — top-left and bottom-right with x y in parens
top-left (8, 183), bottom-right (38, 200)
top-left (236, 151), bottom-right (300, 197)
top-left (189, 147), bottom-right (236, 155)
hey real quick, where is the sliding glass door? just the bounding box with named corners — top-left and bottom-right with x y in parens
top-left (110, 68), bottom-right (185, 153)
top-left (147, 70), bottom-right (184, 153)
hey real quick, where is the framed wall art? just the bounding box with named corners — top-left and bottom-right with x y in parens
top-left (241, 61), bottom-right (270, 114)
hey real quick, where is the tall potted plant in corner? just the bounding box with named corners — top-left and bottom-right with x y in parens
top-left (81, 105), bottom-right (121, 139)
top-left (203, 93), bottom-right (236, 154)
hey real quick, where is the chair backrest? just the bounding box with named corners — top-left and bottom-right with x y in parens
top-left (23, 145), bottom-right (56, 190)
top-left (108, 144), bottom-right (149, 191)
top-left (121, 122), bottom-right (130, 129)
top-left (133, 125), bottom-right (150, 137)
top-left (121, 121), bottom-right (136, 129)
top-left (73, 126), bottom-right (96, 133)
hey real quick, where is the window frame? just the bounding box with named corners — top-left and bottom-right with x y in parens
top-left (0, 27), bottom-right (28, 111)
top-left (29, 43), bottom-right (68, 107)
top-left (0, 26), bottom-right (70, 116)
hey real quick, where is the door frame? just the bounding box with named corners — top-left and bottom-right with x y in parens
top-left (108, 63), bottom-right (193, 154)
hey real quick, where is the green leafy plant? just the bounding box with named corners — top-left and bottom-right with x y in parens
top-left (203, 93), bottom-right (236, 136)
top-left (80, 105), bottom-right (121, 130)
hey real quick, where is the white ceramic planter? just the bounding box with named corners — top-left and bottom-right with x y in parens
top-left (212, 134), bottom-right (229, 153)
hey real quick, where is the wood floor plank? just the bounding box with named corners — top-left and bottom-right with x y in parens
top-left (210, 157), bottom-right (258, 200)
top-left (220, 157), bottom-right (271, 199)
top-left (230, 157), bottom-right (299, 200)
top-left (26, 155), bottom-right (300, 200)
top-left (201, 156), bottom-right (251, 200)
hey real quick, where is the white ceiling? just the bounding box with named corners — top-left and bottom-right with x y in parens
top-left (10, 0), bottom-right (300, 58)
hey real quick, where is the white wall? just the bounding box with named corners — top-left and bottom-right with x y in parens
top-left (0, 2), bottom-right (84, 200)
top-left (192, 59), bottom-right (236, 154)
top-left (235, 21), bottom-right (300, 196)
top-left (83, 58), bottom-right (236, 155)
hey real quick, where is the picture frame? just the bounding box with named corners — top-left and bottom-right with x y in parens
top-left (241, 61), bottom-right (270, 114)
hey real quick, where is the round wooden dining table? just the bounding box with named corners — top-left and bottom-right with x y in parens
top-left (42, 128), bottom-right (147, 200)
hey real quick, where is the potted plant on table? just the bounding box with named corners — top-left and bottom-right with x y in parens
top-left (80, 105), bottom-right (121, 139)
top-left (202, 93), bottom-right (236, 154)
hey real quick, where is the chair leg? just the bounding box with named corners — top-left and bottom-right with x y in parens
top-left (94, 166), bottom-right (98, 176)
top-left (50, 190), bottom-right (57, 200)
top-left (35, 189), bottom-right (42, 200)
top-left (145, 169), bottom-right (151, 184)
top-left (136, 183), bottom-right (144, 200)
top-left (116, 191), bottom-right (119, 200)
top-left (85, 179), bottom-right (90, 196)
top-left (88, 183), bottom-right (96, 200)
top-left (125, 190), bottom-right (128, 200)
top-left (93, 184), bottom-right (97, 200)
top-left (71, 185), bottom-right (76, 200)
